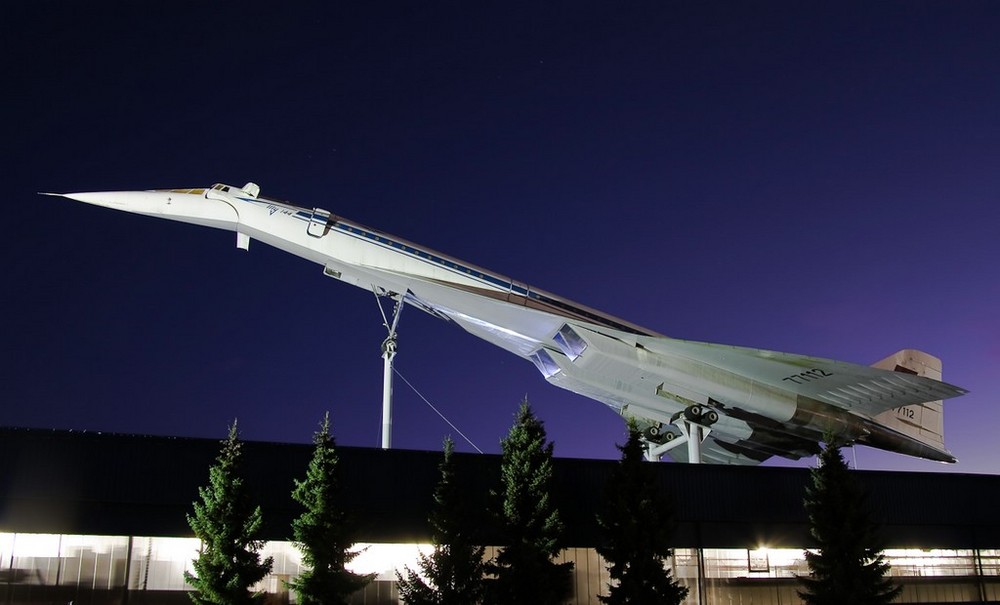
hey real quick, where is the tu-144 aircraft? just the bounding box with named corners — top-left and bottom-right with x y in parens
top-left (48, 183), bottom-right (968, 465)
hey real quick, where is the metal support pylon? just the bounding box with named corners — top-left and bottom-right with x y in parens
top-left (644, 408), bottom-right (714, 463)
top-left (375, 290), bottom-right (404, 450)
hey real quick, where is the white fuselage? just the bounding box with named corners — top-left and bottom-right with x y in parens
top-left (57, 184), bottom-right (967, 465)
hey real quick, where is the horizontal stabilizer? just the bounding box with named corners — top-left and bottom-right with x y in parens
top-left (869, 350), bottom-right (952, 458)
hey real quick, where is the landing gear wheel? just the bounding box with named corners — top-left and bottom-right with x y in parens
top-left (684, 405), bottom-right (703, 422)
top-left (643, 424), bottom-right (673, 445)
top-left (642, 424), bottom-right (659, 442)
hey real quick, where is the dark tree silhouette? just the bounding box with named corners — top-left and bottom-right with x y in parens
top-left (397, 437), bottom-right (487, 604)
top-left (596, 420), bottom-right (688, 604)
top-left (798, 439), bottom-right (901, 605)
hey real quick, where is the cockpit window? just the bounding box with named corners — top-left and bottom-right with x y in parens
top-left (211, 184), bottom-right (231, 192)
top-left (154, 188), bottom-right (206, 195)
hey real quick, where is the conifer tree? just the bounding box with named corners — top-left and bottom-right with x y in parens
top-left (487, 398), bottom-right (573, 604)
top-left (596, 420), bottom-right (688, 605)
top-left (797, 439), bottom-right (901, 605)
top-left (185, 420), bottom-right (273, 605)
top-left (396, 437), bottom-right (487, 604)
top-left (288, 413), bottom-right (373, 605)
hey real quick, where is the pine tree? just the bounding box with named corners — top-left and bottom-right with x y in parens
top-left (396, 437), bottom-right (487, 604)
top-left (487, 398), bottom-right (573, 605)
top-left (185, 421), bottom-right (273, 605)
top-left (288, 413), bottom-right (373, 605)
top-left (797, 439), bottom-right (901, 605)
top-left (596, 420), bottom-right (688, 605)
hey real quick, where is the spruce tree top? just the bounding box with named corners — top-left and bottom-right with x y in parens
top-left (288, 413), bottom-right (372, 605)
top-left (489, 399), bottom-right (572, 604)
top-left (496, 399), bottom-right (562, 546)
top-left (396, 436), bottom-right (487, 605)
top-left (185, 421), bottom-right (273, 605)
top-left (798, 439), bottom-right (901, 605)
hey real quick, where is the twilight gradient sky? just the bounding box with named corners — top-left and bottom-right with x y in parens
top-left (3, 2), bottom-right (998, 473)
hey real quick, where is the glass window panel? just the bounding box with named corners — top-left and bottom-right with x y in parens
top-left (530, 349), bottom-right (562, 378)
top-left (7, 533), bottom-right (61, 586)
top-left (553, 324), bottom-right (588, 361)
top-left (347, 543), bottom-right (427, 581)
top-left (701, 548), bottom-right (808, 579)
top-left (979, 549), bottom-right (1000, 576)
top-left (7, 535), bottom-right (998, 603)
top-left (0, 533), bottom-right (14, 575)
top-left (141, 537), bottom-right (200, 591)
top-left (56, 535), bottom-right (130, 589)
top-left (884, 549), bottom-right (977, 577)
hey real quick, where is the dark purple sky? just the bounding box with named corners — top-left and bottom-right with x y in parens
top-left (4, 2), bottom-right (998, 473)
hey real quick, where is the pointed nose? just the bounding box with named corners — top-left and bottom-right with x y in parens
top-left (59, 191), bottom-right (112, 205)
top-left (56, 190), bottom-right (171, 211)
top-left (45, 188), bottom-right (240, 231)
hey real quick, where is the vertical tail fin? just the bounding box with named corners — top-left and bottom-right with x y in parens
top-left (871, 349), bottom-right (948, 453)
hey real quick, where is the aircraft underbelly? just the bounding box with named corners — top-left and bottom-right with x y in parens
top-left (242, 209), bottom-right (960, 463)
top-left (262, 224), bottom-right (809, 449)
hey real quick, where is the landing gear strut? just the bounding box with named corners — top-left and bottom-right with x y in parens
top-left (644, 405), bottom-right (718, 464)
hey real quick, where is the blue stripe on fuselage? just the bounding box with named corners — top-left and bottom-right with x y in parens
top-left (236, 195), bottom-right (510, 291)
top-left (234, 195), bottom-right (650, 335)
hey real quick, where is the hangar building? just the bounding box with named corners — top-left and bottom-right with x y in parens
top-left (1, 428), bottom-right (998, 604)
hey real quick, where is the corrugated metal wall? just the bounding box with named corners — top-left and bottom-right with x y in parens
top-left (2, 427), bottom-right (999, 548)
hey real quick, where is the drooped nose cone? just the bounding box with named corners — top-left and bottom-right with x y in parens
top-left (46, 189), bottom-right (240, 231)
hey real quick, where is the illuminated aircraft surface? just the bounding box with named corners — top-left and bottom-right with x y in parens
top-left (48, 183), bottom-right (968, 465)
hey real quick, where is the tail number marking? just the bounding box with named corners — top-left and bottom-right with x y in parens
top-left (782, 368), bottom-right (833, 385)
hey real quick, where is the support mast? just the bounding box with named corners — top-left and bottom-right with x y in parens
top-left (377, 293), bottom-right (404, 449)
